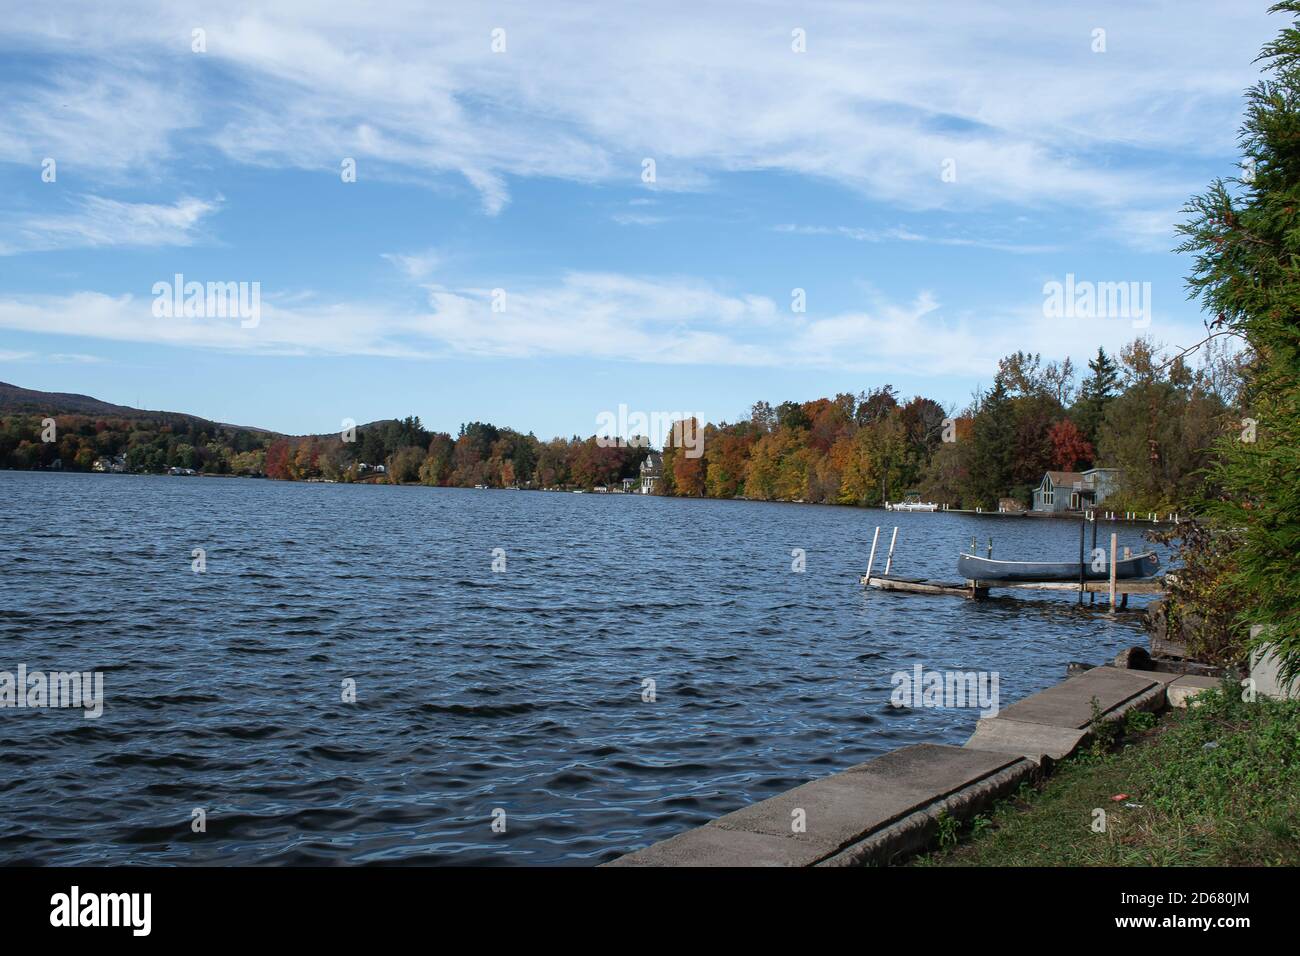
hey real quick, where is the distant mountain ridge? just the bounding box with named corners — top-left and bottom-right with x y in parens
top-left (0, 381), bottom-right (274, 434)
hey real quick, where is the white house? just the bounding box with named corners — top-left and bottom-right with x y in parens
top-left (639, 453), bottom-right (663, 494)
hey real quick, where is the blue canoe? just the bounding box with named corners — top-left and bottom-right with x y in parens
top-left (957, 551), bottom-right (1160, 583)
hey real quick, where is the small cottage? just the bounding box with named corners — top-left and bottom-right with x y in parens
top-left (1032, 468), bottom-right (1118, 513)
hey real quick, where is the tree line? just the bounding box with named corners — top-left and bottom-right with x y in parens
top-left (1, 335), bottom-right (1241, 511)
top-left (261, 418), bottom-right (651, 488)
top-left (658, 338), bottom-right (1242, 512)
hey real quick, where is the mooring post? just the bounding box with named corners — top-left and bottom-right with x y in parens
top-left (865, 526), bottom-right (880, 580)
top-left (1108, 532), bottom-right (1118, 613)
top-left (1077, 519), bottom-right (1085, 605)
top-left (1090, 511), bottom-right (1099, 605)
top-left (884, 526), bottom-right (899, 575)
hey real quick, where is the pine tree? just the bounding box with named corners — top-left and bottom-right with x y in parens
top-left (1176, 1), bottom-right (1300, 681)
top-left (1073, 347), bottom-right (1120, 447)
top-left (965, 377), bottom-right (1015, 508)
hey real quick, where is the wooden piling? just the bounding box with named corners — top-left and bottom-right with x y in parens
top-left (1089, 512), bottom-right (1098, 605)
top-left (1108, 532), bottom-right (1118, 612)
top-left (1077, 520), bottom-right (1085, 605)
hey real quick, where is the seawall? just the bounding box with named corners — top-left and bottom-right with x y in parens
top-left (606, 664), bottom-right (1220, 867)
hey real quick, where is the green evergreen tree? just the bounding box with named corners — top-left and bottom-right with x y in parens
top-left (965, 377), bottom-right (1015, 508)
top-left (1073, 347), bottom-right (1120, 447)
top-left (1176, 1), bottom-right (1300, 680)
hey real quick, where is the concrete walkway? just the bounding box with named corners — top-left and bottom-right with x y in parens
top-left (608, 665), bottom-right (1183, 867)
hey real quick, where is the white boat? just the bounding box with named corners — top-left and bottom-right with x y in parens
top-left (886, 501), bottom-right (939, 512)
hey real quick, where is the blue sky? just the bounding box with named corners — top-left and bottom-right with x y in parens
top-left (0, 1), bottom-right (1278, 437)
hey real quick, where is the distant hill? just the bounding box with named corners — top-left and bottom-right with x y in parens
top-left (302, 418), bottom-right (398, 440)
top-left (0, 381), bottom-right (273, 434)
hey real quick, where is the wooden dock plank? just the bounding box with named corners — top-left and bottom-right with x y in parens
top-left (863, 574), bottom-right (1165, 598)
top-left (866, 576), bottom-right (973, 596)
top-left (969, 578), bottom-right (1166, 594)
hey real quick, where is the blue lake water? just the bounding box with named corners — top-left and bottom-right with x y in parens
top-left (0, 471), bottom-right (1164, 865)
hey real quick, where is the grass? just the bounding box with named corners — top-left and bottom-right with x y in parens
top-left (911, 684), bottom-right (1300, 866)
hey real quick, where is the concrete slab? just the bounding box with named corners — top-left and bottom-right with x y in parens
top-left (1250, 626), bottom-right (1300, 700)
top-left (716, 744), bottom-right (1023, 855)
top-left (964, 716), bottom-right (1088, 762)
top-left (1129, 670), bottom-right (1183, 685)
top-left (713, 771), bottom-right (932, 855)
top-left (1167, 674), bottom-right (1223, 709)
top-left (997, 666), bottom-right (1158, 729)
top-left (818, 755), bottom-right (1036, 867)
top-left (840, 742), bottom-right (1024, 792)
top-left (604, 823), bottom-right (825, 867)
top-left (608, 744), bottom-right (1030, 866)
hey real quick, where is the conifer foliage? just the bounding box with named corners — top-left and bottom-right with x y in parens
top-left (1176, 1), bottom-right (1300, 680)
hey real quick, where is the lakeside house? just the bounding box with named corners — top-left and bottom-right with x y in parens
top-left (639, 453), bottom-right (663, 494)
top-left (92, 455), bottom-right (127, 474)
top-left (1031, 467), bottom-right (1119, 513)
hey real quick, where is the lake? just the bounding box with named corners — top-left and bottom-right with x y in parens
top-left (0, 471), bottom-right (1163, 865)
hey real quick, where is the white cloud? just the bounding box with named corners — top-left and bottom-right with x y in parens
top-left (0, 66), bottom-right (193, 175)
top-left (0, 1), bottom-right (1275, 233)
top-left (774, 223), bottom-right (1058, 255)
top-left (0, 273), bottom-right (1209, 378)
top-left (612, 213), bottom-right (668, 227)
top-left (0, 196), bottom-right (219, 255)
top-left (381, 248), bottom-right (443, 281)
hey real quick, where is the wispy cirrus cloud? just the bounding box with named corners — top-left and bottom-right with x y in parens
top-left (0, 1), bottom-right (1274, 231)
top-left (773, 223), bottom-right (1059, 255)
top-left (0, 272), bottom-right (1209, 378)
top-left (381, 248), bottom-right (443, 281)
top-left (0, 195), bottom-right (220, 255)
top-left (0, 66), bottom-right (193, 175)
top-left (0, 349), bottom-right (105, 364)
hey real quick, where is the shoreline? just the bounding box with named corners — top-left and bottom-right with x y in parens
top-left (608, 658), bottom-right (1219, 867)
top-left (0, 468), bottom-right (1189, 525)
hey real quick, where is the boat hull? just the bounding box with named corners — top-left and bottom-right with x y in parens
top-left (957, 551), bottom-right (1159, 582)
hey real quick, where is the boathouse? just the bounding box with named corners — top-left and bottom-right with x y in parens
top-left (1031, 467), bottom-right (1118, 513)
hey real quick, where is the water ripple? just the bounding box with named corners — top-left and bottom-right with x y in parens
top-left (0, 471), bottom-right (1159, 864)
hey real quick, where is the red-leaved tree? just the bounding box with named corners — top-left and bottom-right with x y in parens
top-left (1048, 418), bottom-right (1094, 472)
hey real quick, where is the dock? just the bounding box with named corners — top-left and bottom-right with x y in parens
top-left (860, 524), bottom-right (1166, 610)
top-left (862, 573), bottom-right (1165, 607)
